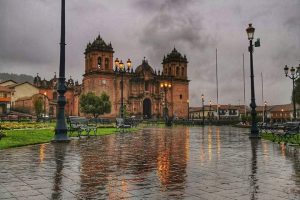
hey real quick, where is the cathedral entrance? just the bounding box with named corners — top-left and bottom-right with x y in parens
top-left (143, 98), bottom-right (152, 119)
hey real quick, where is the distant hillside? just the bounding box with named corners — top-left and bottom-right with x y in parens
top-left (0, 73), bottom-right (34, 84)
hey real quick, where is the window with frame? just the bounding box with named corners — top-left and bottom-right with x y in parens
top-left (97, 57), bottom-right (102, 68)
top-left (105, 58), bottom-right (109, 69)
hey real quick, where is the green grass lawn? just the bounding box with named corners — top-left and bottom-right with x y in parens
top-left (0, 127), bottom-right (139, 150)
top-left (261, 132), bottom-right (300, 145)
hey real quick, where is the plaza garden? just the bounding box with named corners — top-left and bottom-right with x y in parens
top-left (0, 120), bottom-right (299, 150)
top-left (0, 121), bottom-right (139, 150)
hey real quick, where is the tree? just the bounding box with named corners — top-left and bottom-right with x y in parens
top-left (80, 92), bottom-right (112, 118)
top-left (34, 98), bottom-right (43, 117)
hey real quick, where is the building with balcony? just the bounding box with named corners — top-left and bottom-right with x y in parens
top-left (0, 86), bottom-right (13, 114)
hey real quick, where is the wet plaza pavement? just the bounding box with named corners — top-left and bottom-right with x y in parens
top-left (0, 126), bottom-right (299, 200)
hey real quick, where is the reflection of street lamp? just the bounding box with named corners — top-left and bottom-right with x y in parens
top-left (115, 58), bottom-right (132, 119)
top-left (187, 99), bottom-right (189, 120)
top-left (246, 23), bottom-right (260, 138)
top-left (284, 64), bottom-right (300, 121)
top-left (281, 108), bottom-right (284, 123)
top-left (160, 82), bottom-right (172, 125)
top-left (201, 94), bottom-right (204, 125)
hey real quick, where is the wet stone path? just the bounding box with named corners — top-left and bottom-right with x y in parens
top-left (0, 126), bottom-right (299, 200)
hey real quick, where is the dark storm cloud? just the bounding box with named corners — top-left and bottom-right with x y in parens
top-left (135, 0), bottom-right (215, 68)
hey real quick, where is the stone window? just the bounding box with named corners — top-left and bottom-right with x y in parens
top-left (176, 67), bottom-right (179, 76)
top-left (179, 94), bottom-right (182, 99)
top-left (182, 67), bottom-right (184, 76)
top-left (105, 58), bottom-right (109, 70)
top-left (97, 57), bottom-right (102, 68)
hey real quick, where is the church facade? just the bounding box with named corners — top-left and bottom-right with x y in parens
top-left (82, 35), bottom-right (190, 119)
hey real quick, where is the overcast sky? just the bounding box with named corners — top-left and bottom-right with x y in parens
top-left (0, 0), bottom-right (299, 106)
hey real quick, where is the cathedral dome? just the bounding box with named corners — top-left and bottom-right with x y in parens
top-left (85, 35), bottom-right (114, 54)
top-left (135, 58), bottom-right (154, 74)
top-left (162, 47), bottom-right (188, 64)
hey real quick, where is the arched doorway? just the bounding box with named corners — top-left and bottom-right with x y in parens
top-left (143, 98), bottom-right (152, 119)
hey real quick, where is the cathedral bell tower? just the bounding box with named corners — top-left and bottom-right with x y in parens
top-left (162, 47), bottom-right (188, 80)
top-left (82, 35), bottom-right (118, 118)
top-left (84, 35), bottom-right (114, 73)
top-left (161, 47), bottom-right (189, 119)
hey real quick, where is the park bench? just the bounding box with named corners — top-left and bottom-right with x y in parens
top-left (67, 116), bottom-right (97, 137)
top-left (91, 118), bottom-right (112, 125)
top-left (116, 118), bottom-right (132, 129)
top-left (282, 122), bottom-right (300, 138)
top-left (260, 122), bottom-right (300, 143)
top-left (259, 122), bottom-right (285, 134)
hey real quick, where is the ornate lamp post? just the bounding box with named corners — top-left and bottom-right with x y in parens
top-left (218, 104), bottom-right (221, 121)
top-left (160, 82), bottom-right (172, 125)
top-left (201, 94), bottom-right (204, 126)
top-left (281, 108), bottom-right (284, 123)
top-left (114, 58), bottom-right (132, 119)
top-left (284, 64), bottom-right (300, 121)
top-left (246, 23), bottom-right (260, 138)
top-left (43, 92), bottom-right (48, 118)
top-left (209, 100), bottom-right (212, 122)
top-left (53, 0), bottom-right (70, 142)
top-left (187, 99), bottom-right (190, 120)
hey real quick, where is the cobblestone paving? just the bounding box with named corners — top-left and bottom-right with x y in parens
top-left (0, 126), bottom-right (299, 199)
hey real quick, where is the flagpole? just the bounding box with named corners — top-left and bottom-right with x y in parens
top-left (261, 72), bottom-right (264, 123)
top-left (216, 48), bottom-right (219, 120)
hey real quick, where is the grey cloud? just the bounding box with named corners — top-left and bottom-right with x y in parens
top-left (136, 0), bottom-right (215, 72)
top-left (0, 0), bottom-right (299, 106)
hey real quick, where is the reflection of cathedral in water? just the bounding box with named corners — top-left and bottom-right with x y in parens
top-left (77, 128), bottom-right (190, 197)
top-left (157, 128), bottom-right (189, 188)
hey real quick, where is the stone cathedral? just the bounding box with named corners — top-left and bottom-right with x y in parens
top-left (82, 35), bottom-right (189, 119)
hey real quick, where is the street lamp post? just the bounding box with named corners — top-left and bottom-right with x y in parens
top-left (114, 58), bottom-right (132, 120)
top-left (284, 64), bottom-right (300, 121)
top-left (160, 82), bottom-right (172, 126)
top-left (218, 104), bottom-right (220, 121)
top-left (187, 99), bottom-right (190, 120)
top-left (53, 0), bottom-right (70, 142)
top-left (43, 92), bottom-right (47, 117)
top-left (264, 101), bottom-right (267, 124)
top-left (209, 100), bottom-right (212, 122)
top-left (246, 23), bottom-right (260, 138)
top-left (201, 94), bottom-right (204, 126)
top-left (281, 109), bottom-right (284, 123)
